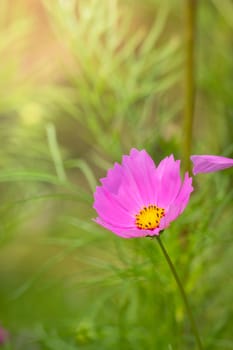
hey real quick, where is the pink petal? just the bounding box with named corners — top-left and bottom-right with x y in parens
top-left (100, 151), bottom-right (145, 213)
top-left (93, 186), bottom-right (135, 227)
top-left (100, 162), bottom-right (123, 194)
top-left (191, 155), bottom-right (233, 175)
top-left (155, 155), bottom-right (182, 209)
top-left (95, 217), bottom-right (160, 238)
top-left (162, 172), bottom-right (193, 226)
top-left (122, 148), bottom-right (158, 205)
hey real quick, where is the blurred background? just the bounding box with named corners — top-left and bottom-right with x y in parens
top-left (0, 0), bottom-right (232, 349)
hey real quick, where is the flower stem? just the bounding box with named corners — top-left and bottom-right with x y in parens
top-left (156, 236), bottom-right (203, 350)
top-left (183, 0), bottom-right (198, 173)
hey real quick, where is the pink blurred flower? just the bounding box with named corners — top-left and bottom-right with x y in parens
top-left (190, 155), bottom-right (233, 175)
top-left (93, 149), bottom-right (193, 238)
top-left (0, 326), bottom-right (9, 345)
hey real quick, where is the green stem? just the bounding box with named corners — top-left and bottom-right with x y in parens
top-left (183, 0), bottom-right (198, 173)
top-left (156, 236), bottom-right (203, 350)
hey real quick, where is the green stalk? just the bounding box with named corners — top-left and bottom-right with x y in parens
top-left (156, 236), bottom-right (203, 350)
top-left (183, 0), bottom-right (198, 173)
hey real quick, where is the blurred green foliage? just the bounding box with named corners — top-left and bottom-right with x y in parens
top-left (0, 0), bottom-right (232, 349)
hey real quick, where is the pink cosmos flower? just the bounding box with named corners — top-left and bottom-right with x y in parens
top-left (93, 149), bottom-right (193, 238)
top-left (190, 155), bottom-right (233, 175)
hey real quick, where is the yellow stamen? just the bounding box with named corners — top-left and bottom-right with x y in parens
top-left (135, 204), bottom-right (165, 230)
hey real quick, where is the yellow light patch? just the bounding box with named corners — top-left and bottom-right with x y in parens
top-left (135, 204), bottom-right (165, 230)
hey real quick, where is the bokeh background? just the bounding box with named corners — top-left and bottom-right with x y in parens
top-left (0, 0), bottom-right (232, 349)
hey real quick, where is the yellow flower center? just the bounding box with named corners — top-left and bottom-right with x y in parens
top-left (135, 205), bottom-right (165, 230)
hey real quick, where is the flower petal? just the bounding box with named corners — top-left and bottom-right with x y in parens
top-left (191, 155), bottom-right (233, 175)
top-left (93, 186), bottom-right (135, 227)
top-left (100, 162), bottom-right (123, 194)
top-left (122, 148), bottom-right (157, 206)
top-left (95, 217), bottom-right (160, 238)
top-left (162, 172), bottom-right (193, 226)
top-left (155, 155), bottom-right (182, 208)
